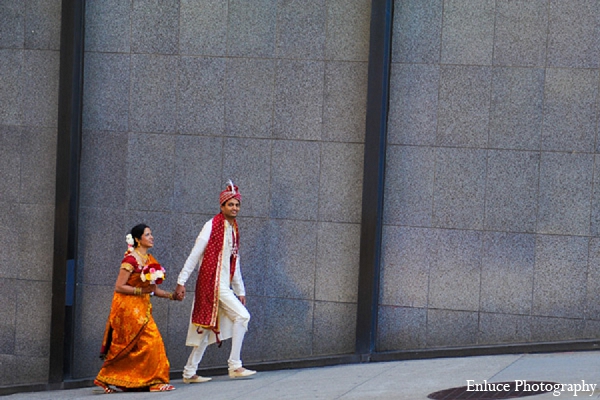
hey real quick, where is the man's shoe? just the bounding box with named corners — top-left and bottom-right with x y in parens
top-left (183, 375), bottom-right (212, 384)
top-left (228, 368), bottom-right (257, 379)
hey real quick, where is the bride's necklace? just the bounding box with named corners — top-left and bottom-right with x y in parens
top-left (134, 249), bottom-right (149, 265)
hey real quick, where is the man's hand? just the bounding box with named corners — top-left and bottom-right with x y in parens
top-left (238, 295), bottom-right (246, 306)
top-left (175, 284), bottom-right (186, 301)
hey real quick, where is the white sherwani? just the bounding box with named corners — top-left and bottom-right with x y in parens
top-left (178, 218), bottom-right (248, 347)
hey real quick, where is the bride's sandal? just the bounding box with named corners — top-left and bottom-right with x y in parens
top-left (94, 379), bottom-right (116, 394)
top-left (149, 383), bottom-right (175, 392)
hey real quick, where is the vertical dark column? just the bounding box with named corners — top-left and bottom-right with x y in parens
top-left (355, 0), bottom-right (394, 359)
top-left (50, 0), bottom-right (85, 383)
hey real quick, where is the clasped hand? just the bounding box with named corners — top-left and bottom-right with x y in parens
top-left (173, 284), bottom-right (186, 301)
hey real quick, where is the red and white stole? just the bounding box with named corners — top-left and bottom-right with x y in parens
top-left (191, 213), bottom-right (239, 334)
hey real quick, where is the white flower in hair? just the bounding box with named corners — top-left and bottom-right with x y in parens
top-left (125, 233), bottom-right (134, 254)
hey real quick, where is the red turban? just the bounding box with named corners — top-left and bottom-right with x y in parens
top-left (219, 180), bottom-right (241, 205)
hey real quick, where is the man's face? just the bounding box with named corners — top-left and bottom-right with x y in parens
top-left (221, 198), bottom-right (240, 220)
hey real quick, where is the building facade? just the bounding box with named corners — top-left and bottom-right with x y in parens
top-left (1, 0), bottom-right (600, 391)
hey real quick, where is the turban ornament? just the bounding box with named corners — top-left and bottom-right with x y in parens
top-left (219, 179), bottom-right (241, 205)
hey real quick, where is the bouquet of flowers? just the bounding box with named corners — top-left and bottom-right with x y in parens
top-left (125, 234), bottom-right (166, 284)
top-left (141, 262), bottom-right (165, 285)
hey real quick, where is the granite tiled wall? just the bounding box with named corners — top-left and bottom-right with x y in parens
top-left (5, 0), bottom-right (595, 387)
top-left (73, 0), bottom-right (370, 379)
top-left (379, 0), bottom-right (600, 351)
top-left (0, 0), bottom-right (61, 386)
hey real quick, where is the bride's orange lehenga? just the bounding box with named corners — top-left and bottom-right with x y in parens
top-left (96, 254), bottom-right (170, 390)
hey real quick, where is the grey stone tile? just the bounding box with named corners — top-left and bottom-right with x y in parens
top-left (20, 126), bottom-right (56, 205)
top-left (227, 0), bottom-right (276, 58)
top-left (441, 0), bottom-right (495, 65)
top-left (15, 280), bottom-right (51, 357)
top-left (484, 150), bottom-right (540, 233)
top-left (235, 217), bottom-right (270, 297)
top-left (264, 219), bottom-right (317, 300)
top-left (584, 320), bottom-right (600, 338)
top-left (489, 67), bottom-right (544, 150)
top-left (392, 0), bottom-right (442, 64)
top-left (547, 0), bottom-right (600, 68)
top-left (0, 279), bottom-right (16, 354)
top-left (0, 50), bottom-right (23, 125)
top-left (198, 344), bottom-right (232, 369)
top-left (530, 316), bottom-right (585, 342)
top-left (131, 0), bottom-right (178, 54)
top-left (12, 355), bottom-right (48, 385)
top-left (586, 238), bottom-right (600, 320)
top-left (262, 298), bottom-right (314, 360)
top-left (493, 0), bottom-right (548, 67)
top-left (130, 54), bottom-right (178, 134)
top-left (84, 0), bottom-right (131, 53)
top-left (151, 303), bottom-right (170, 343)
top-left (537, 152), bottom-right (593, 236)
top-left (478, 313), bottom-right (531, 345)
top-left (381, 226), bottom-right (434, 308)
top-left (0, 355), bottom-right (16, 385)
top-left (80, 130), bottom-right (128, 209)
top-left (437, 66), bottom-right (492, 148)
top-left (325, 0), bottom-right (371, 61)
top-left (71, 284), bottom-right (114, 379)
top-left (225, 58), bottom-right (275, 138)
top-left (315, 222), bottom-right (360, 303)
top-left (388, 64), bottom-right (439, 146)
top-left (77, 207), bottom-right (126, 285)
top-left (429, 229), bottom-right (482, 311)
top-left (199, 334), bottom-right (231, 368)
top-left (481, 232), bottom-right (535, 314)
top-left (82, 53), bottom-right (130, 132)
top-left (165, 286), bottom-right (195, 369)
top-left (542, 68), bottom-right (598, 152)
top-left (274, 60), bottom-right (324, 141)
top-left (270, 141), bottom-right (320, 220)
top-left (313, 301), bottom-right (357, 355)
top-left (377, 306), bottom-right (427, 351)
top-left (24, 0), bottom-right (60, 50)
top-left (17, 204), bottom-right (54, 281)
top-left (23, 50), bottom-right (59, 127)
top-left (173, 135), bottom-right (223, 214)
top-left (179, 0), bottom-right (227, 56)
top-left (178, 56), bottom-right (226, 135)
top-left (384, 145), bottom-right (435, 227)
top-left (126, 133), bottom-right (175, 211)
top-left (588, 180), bottom-right (600, 247)
top-left (276, 0), bottom-right (326, 59)
top-left (319, 142), bottom-right (363, 223)
top-left (237, 294), bottom-right (265, 364)
top-left (591, 156), bottom-right (600, 236)
top-left (533, 235), bottom-right (588, 318)
top-left (0, 202), bottom-right (19, 279)
top-left (0, 126), bottom-right (21, 203)
top-left (427, 309), bottom-right (478, 347)
top-left (432, 148), bottom-right (486, 230)
top-left (0, 0), bottom-right (24, 49)
top-left (323, 61), bottom-right (368, 143)
top-left (223, 138), bottom-right (272, 218)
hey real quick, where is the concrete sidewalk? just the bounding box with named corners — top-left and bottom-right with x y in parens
top-left (4, 351), bottom-right (600, 399)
